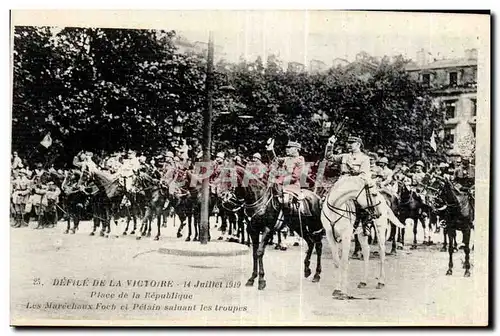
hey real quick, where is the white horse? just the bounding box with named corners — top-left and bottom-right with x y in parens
top-left (320, 175), bottom-right (405, 300)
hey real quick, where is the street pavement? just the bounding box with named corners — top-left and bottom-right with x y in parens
top-left (10, 216), bottom-right (484, 326)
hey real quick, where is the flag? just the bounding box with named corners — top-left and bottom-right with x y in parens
top-left (40, 132), bottom-right (52, 148)
top-left (429, 130), bottom-right (437, 152)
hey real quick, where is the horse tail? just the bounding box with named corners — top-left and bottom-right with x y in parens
top-left (381, 201), bottom-right (405, 228)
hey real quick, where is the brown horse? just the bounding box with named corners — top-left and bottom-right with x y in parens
top-left (435, 179), bottom-right (474, 277)
top-left (223, 165), bottom-right (324, 289)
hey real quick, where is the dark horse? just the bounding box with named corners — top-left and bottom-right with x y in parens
top-left (435, 178), bottom-right (474, 277)
top-left (226, 165), bottom-right (324, 289)
top-left (61, 170), bottom-right (89, 234)
top-left (133, 170), bottom-right (170, 241)
top-left (85, 169), bottom-right (125, 237)
top-left (396, 181), bottom-right (429, 249)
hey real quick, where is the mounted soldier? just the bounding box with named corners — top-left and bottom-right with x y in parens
top-left (266, 140), bottom-right (305, 205)
top-left (409, 160), bottom-right (428, 203)
top-left (325, 135), bottom-right (383, 234)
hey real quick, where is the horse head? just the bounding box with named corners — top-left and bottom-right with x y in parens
top-left (325, 175), bottom-right (381, 211)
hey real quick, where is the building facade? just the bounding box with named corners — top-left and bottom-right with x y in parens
top-left (406, 48), bottom-right (477, 158)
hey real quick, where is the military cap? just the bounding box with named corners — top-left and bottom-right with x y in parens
top-left (286, 141), bottom-right (301, 149)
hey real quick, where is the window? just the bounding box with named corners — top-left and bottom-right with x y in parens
top-left (444, 100), bottom-right (457, 119)
top-left (444, 128), bottom-right (455, 145)
top-left (422, 73), bottom-right (430, 86)
top-left (449, 72), bottom-right (458, 86)
top-left (471, 98), bottom-right (477, 117)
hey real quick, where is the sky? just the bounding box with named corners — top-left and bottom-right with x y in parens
top-left (13, 10), bottom-right (486, 66)
top-left (175, 11), bottom-right (484, 65)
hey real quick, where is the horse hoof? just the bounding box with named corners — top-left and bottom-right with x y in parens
top-left (193, 237), bottom-right (199, 242)
top-left (89, 232), bottom-right (95, 236)
top-left (177, 233), bottom-right (182, 238)
top-left (274, 244), bottom-right (281, 250)
top-left (146, 233), bottom-right (151, 238)
top-left (464, 270), bottom-right (471, 277)
top-left (154, 236), bottom-right (159, 241)
top-left (280, 246), bottom-right (287, 251)
top-left (63, 230), bottom-right (69, 234)
top-left (99, 232), bottom-right (105, 237)
top-left (446, 269), bottom-right (452, 276)
top-left (218, 236), bottom-right (223, 240)
top-left (332, 290), bottom-right (348, 300)
top-left (440, 247), bottom-right (447, 252)
top-left (123, 232), bottom-right (127, 236)
top-left (258, 280), bottom-right (266, 290)
top-left (136, 236), bottom-right (142, 240)
top-left (70, 230), bottom-right (75, 234)
top-left (376, 282), bottom-right (385, 289)
top-left (185, 237), bottom-right (191, 242)
top-left (312, 275), bottom-right (320, 283)
top-left (130, 230), bottom-right (135, 235)
top-left (410, 245), bottom-right (417, 250)
top-left (304, 269), bottom-right (312, 278)
top-left (245, 279), bottom-right (254, 287)
top-left (357, 282), bottom-right (367, 289)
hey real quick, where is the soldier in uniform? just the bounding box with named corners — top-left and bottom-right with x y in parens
top-left (119, 150), bottom-right (141, 192)
top-left (325, 135), bottom-right (383, 235)
top-left (409, 160), bottom-right (427, 202)
top-left (246, 153), bottom-right (268, 185)
top-left (265, 140), bottom-right (306, 250)
top-left (43, 181), bottom-right (61, 227)
top-left (376, 157), bottom-right (394, 189)
top-left (11, 169), bottom-right (32, 227)
top-left (28, 172), bottom-right (49, 229)
top-left (12, 151), bottom-right (23, 171)
top-left (267, 141), bottom-right (305, 200)
top-left (454, 157), bottom-right (475, 191)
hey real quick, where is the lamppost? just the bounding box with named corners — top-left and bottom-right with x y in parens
top-left (199, 31), bottom-right (214, 245)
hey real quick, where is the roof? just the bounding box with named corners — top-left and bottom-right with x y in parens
top-left (406, 58), bottom-right (477, 71)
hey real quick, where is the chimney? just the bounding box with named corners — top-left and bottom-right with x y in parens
top-left (467, 48), bottom-right (478, 60)
top-left (416, 48), bottom-right (429, 66)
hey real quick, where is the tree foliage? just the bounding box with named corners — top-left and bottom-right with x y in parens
top-left (12, 26), bottom-right (447, 167)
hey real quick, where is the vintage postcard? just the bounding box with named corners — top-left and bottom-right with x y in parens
top-left (9, 10), bottom-right (490, 326)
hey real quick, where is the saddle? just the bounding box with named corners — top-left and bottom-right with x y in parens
top-left (281, 186), bottom-right (313, 217)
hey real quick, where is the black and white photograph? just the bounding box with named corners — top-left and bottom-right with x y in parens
top-left (8, 10), bottom-right (490, 326)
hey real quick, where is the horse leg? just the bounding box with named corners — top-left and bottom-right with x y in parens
top-left (462, 228), bottom-right (472, 277)
top-left (441, 226), bottom-right (448, 252)
top-left (357, 233), bottom-right (370, 289)
top-left (245, 230), bottom-right (259, 287)
top-left (335, 230), bottom-right (352, 300)
top-left (64, 213), bottom-right (70, 234)
top-left (410, 218), bottom-right (418, 249)
top-left (256, 226), bottom-right (271, 290)
top-left (303, 234), bottom-right (314, 279)
top-left (375, 219), bottom-right (386, 288)
top-left (136, 207), bottom-right (150, 240)
top-left (312, 232), bottom-right (323, 282)
top-left (422, 215), bottom-right (430, 245)
top-left (353, 234), bottom-right (361, 258)
top-left (194, 214), bottom-right (200, 241)
top-left (154, 208), bottom-right (161, 241)
top-left (446, 228), bottom-right (456, 275)
top-left (275, 231), bottom-right (282, 250)
top-left (389, 225), bottom-right (397, 255)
